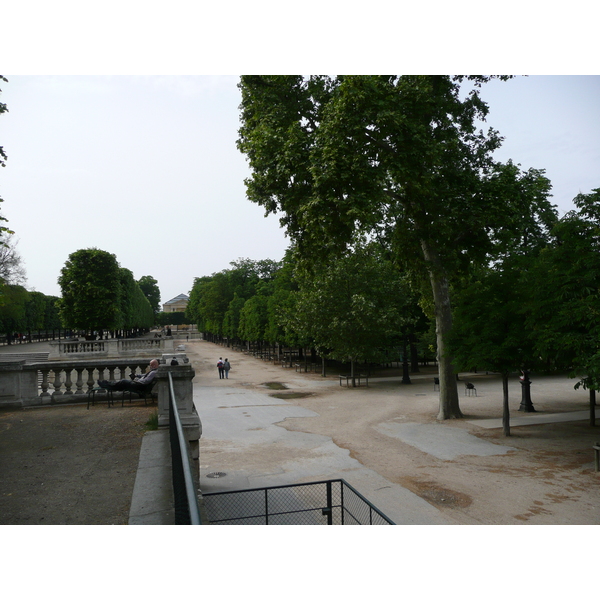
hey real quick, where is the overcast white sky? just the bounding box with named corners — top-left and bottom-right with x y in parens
top-left (2, 3), bottom-right (599, 308)
top-left (1, 75), bottom-right (598, 303)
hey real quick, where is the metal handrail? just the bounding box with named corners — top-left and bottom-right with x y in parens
top-left (167, 371), bottom-right (201, 525)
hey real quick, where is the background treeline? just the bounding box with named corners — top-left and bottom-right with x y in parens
top-left (0, 247), bottom-right (159, 343)
top-left (0, 287), bottom-right (63, 344)
top-left (186, 252), bottom-right (435, 378)
top-left (187, 188), bottom-right (600, 402)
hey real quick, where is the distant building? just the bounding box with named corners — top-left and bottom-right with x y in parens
top-left (162, 293), bottom-right (189, 313)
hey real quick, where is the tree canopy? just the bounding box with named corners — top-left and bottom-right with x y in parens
top-left (289, 243), bottom-right (425, 380)
top-left (137, 275), bottom-right (161, 315)
top-left (58, 248), bottom-right (153, 333)
top-left (237, 75), bottom-right (556, 419)
top-left (527, 189), bottom-right (600, 391)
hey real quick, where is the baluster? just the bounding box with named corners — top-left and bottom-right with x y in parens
top-left (40, 368), bottom-right (51, 397)
top-left (86, 367), bottom-right (95, 392)
top-left (75, 368), bottom-right (85, 395)
top-left (52, 368), bottom-right (64, 397)
top-left (64, 368), bottom-right (73, 395)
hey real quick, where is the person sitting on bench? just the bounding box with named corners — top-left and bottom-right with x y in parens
top-left (99, 359), bottom-right (159, 392)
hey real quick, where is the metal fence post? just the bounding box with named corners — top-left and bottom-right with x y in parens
top-left (325, 481), bottom-right (333, 525)
top-left (265, 489), bottom-right (269, 525)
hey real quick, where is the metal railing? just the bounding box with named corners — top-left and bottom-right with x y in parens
top-left (202, 479), bottom-right (394, 525)
top-left (167, 371), bottom-right (202, 525)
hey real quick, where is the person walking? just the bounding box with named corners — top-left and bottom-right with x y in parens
top-left (223, 358), bottom-right (231, 379)
top-left (217, 357), bottom-right (224, 379)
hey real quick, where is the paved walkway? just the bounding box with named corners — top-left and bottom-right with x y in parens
top-left (195, 385), bottom-right (453, 524)
top-left (4, 339), bottom-right (599, 524)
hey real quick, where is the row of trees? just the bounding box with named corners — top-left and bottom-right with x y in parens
top-left (188, 185), bottom-right (599, 435)
top-left (450, 188), bottom-right (600, 433)
top-left (0, 286), bottom-right (62, 343)
top-left (0, 245), bottom-right (165, 342)
top-left (57, 248), bottom-right (155, 337)
top-left (187, 251), bottom-right (432, 378)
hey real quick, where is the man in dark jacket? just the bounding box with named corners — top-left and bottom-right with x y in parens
top-left (99, 359), bottom-right (159, 391)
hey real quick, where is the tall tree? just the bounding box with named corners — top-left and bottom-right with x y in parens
top-left (137, 275), bottom-right (161, 315)
top-left (0, 233), bottom-right (26, 285)
top-left (450, 263), bottom-right (533, 436)
top-left (237, 75), bottom-right (553, 419)
top-left (0, 285), bottom-right (28, 342)
top-left (223, 293), bottom-right (246, 342)
top-left (58, 248), bottom-right (122, 332)
top-left (291, 243), bottom-right (423, 384)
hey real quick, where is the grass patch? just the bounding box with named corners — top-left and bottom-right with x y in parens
top-left (263, 382), bottom-right (288, 390)
top-left (145, 410), bottom-right (159, 431)
top-left (270, 392), bottom-right (312, 400)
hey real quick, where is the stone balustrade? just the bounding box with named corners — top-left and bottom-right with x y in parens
top-left (48, 337), bottom-right (175, 359)
top-left (0, 358), bottom-right (154, 408)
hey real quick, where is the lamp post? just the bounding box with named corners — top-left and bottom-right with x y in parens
top-left (518, 369), bottom-right (536, 412)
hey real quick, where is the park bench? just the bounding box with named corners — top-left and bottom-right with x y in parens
top-left (594, 442), bottom-right (600, 472)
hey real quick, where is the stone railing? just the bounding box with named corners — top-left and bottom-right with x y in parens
top-left (0, 357), bottom-right (154, 408)
top-left (48, 337), bottom-right (174, 359)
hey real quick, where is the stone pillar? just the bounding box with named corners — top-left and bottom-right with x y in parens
top-left (0, 362), bottom-right (40, 408)
top-left (156, 361), bottom-right (202, 484)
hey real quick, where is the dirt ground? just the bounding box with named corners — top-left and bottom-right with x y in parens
top-left (1, 338), bottom-right (599, 525)
top-left (186, 339), bottom-right (600, 525)
top-left (0, 401), bottom-right (155, 525)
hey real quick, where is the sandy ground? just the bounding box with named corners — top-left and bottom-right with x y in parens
top-left (1, 338), bottom-right (598, 525)
top-left (185, 339), bottom-right (600, 525)
top-left (0, 402), bottom-right (155, 525)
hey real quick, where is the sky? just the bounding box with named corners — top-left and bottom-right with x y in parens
top-left (1, 74), bottom-right (598, 304)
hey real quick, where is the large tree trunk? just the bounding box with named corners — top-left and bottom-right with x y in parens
top-left (421, 240), bottom-right (462, 420)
